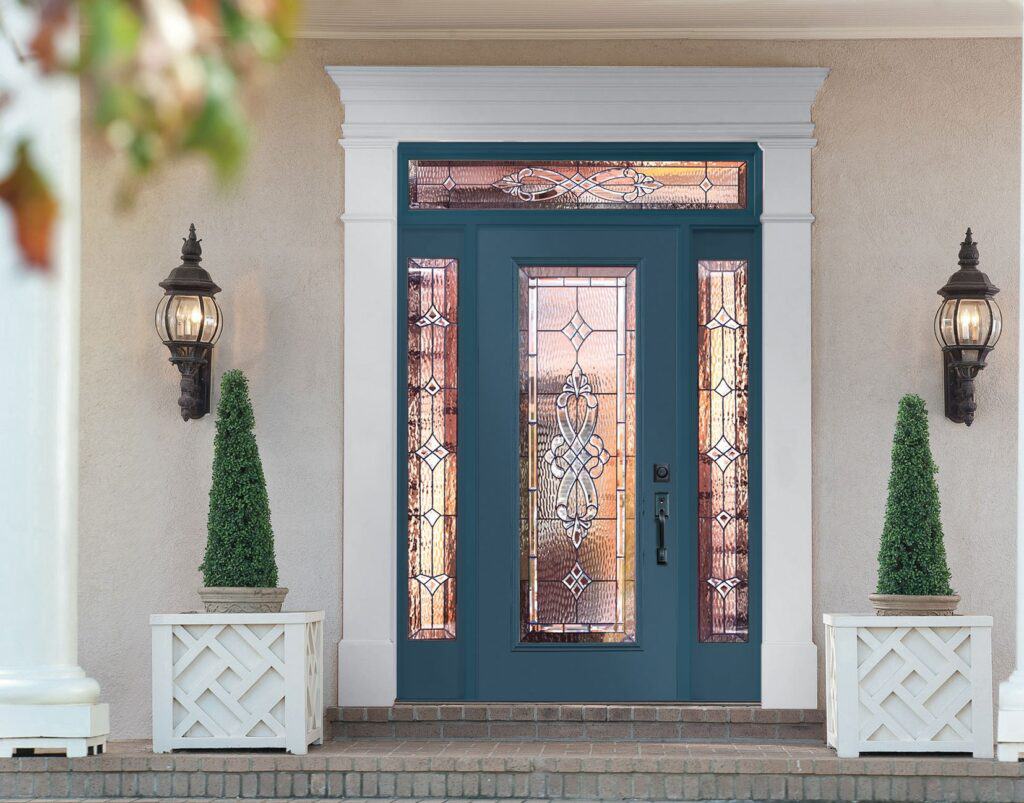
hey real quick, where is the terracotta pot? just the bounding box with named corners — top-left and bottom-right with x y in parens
top-left (868, 593), bottom-right (960, 616)
top-left (198, 586), bottom-right (289, 613)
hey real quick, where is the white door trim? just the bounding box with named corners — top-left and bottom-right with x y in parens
top-left (326, 66), bottom-right (828, 708)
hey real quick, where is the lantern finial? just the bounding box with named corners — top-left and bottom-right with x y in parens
top-left (181, 223), bottom-right (203, 263)
top-left (958, 227), bottom-right (979, 268)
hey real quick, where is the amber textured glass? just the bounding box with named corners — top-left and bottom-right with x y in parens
top-left (407, 258), bottom-right (458, 639)
top-left (697, 260), bottom-right (749, 643)
top-left (519, 266), bottom-right (637, 643)
top-left (410, 161), bottom-right (746, 210)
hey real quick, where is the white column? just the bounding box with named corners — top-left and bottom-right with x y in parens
top-left (758, 140), bottom-right (819, 709)
top-left (996, 30), bottom-right (1024, 762)
top-left (0, 1), bottom-right (108, 757)
top-left (336, 140), bottom-right (399, 705)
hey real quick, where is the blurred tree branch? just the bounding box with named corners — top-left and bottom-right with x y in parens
top-left (1, 0), bottom-right (297, 271)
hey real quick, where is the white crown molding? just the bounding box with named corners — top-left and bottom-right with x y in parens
top-left (303, 24), bottom-right (1021, 40)
top-left (327, 66), bottom-right (830, 144)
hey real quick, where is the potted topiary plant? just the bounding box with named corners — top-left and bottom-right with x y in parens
top-left (198, 369), bottom-right (287, 612)
top-left (868, 393), bottom-right (958, 615)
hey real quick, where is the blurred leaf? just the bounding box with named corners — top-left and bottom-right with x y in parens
top-left (82, 0), bottom-right (142, 70)
top-left (183, 58), bottom-right (247, 178)
top-left (0, 141), bottom-right (58, 271)
top-left (29, 0), bottom-right (72, 71)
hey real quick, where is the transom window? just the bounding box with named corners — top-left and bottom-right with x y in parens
top-left (409, 160), bottom-right (747, 210)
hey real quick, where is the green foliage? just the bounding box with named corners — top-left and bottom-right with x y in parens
top-left (201, 370), bottom-right (278, 588)
top-left (3, 0), bottom-right (297, 268)
top-left (876, 394), bottom-right (953, 596)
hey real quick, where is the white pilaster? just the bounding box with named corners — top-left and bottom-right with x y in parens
top-left (327, 66), bottom-right (828, 707)
top-left (758, 141), bottom-right (819, 708)
top-left (0, 0), bottom-right (107, 756)
top-left (996, 26), bottom-right (1024, 762)
top-left (337, 142), bottom-right (399, 706)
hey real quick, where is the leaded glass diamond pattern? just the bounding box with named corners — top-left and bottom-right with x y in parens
top-left (416, 304), bottom-right (450, 328)
top-left (705, 306), bottom-right (740, 331)
top-left (562, 563), bottom-right (592, 599)
top-left (707, 576), bottom-right (742, 599)
top-left (705, 435), bottom-right (740, 472)
top-left (560, 311), bottom-right (594, 349)
top-left (416, 434), bottom-right (449, 469)
top-left (416, 573), bottom-right (449, 595)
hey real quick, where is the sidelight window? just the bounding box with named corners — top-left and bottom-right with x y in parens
top-left (407, 258), bottom-right (459, 639)
top-left (697, 260), bottom-right (749, 643)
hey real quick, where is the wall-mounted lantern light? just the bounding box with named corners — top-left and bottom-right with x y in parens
top-left (934, 228), bottom-right (1001, 426)
top-left (155, 224), bottom-right (223, 420)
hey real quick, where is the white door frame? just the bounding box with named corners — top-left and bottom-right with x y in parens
top-left (326, 66), bottom-right (828, 708)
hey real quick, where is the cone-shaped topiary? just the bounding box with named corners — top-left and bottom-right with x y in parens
top-left (875, 394), bottom-right (953, 596)
top-left (201, 369), bottom-right (278, 587)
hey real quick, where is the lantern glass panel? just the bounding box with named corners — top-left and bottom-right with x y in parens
top-left (155, 296), bottom-right (171, 341)
top-left (954, 298), bottom-right (992, 346)
top-left (200, 296), bottom-right (222, 344)
top-left (988, 299), bottom-right (1003, 347)
top-left (171, 295), bottom-right (204, 342)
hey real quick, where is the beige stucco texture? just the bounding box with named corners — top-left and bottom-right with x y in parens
top-left (80, 38), bottom-right (1020, 738)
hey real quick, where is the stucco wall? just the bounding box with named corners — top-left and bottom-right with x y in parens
top-left (80, 37), bottom-right (1020, 739)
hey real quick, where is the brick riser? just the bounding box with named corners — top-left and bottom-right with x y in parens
top-left (3, 747), bottom-right (1023, 801)
top-left (328, 704), bottom-right (825, 742)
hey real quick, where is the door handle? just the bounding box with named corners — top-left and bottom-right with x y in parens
top-left (654, 492), bottom-right (669, 565)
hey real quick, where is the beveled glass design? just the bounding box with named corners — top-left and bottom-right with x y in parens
top-left (519, 266), bottom-right (637, 643)
top-left (410, 161), bottom-right (747, 210)
top-left (697, 260), bottom-right (749, 643)
top-left (407, 258), bottom-right (458, 640)
top-left (154, 294), bottom-right (222, 344)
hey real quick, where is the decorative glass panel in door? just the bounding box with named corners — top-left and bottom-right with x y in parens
top-left (519, 267), bottom-right (636, 643)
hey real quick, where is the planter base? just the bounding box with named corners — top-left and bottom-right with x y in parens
top-left (198, 586), bottom-right (288, 613)
top-left (868, 593), bottom-right (959, 616)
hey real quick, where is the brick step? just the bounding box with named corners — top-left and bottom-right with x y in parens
top-left (2, 740), bottom-right (1022, 801)
top-left (328, 704), bottom-right (825, 742)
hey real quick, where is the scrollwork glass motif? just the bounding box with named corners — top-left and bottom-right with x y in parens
top-left (698, 260), bottom-right (749, 643)
top-left (407, 258), bottom-right (458, 639)
top-left (519, 266), bottom-right (636, 642)
top-left (410, 161), bottom-right (746, 210)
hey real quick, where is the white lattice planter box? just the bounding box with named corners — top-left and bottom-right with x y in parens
top-left (824, 614), bottom-right (992, 758)
top-left (151, 611), bottom-right (324, 754)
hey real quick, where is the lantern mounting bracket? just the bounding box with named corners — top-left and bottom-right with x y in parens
top-left (166, 343), bottom-right (214, 421)
top-left (943, 351), bottom-right (979, 426)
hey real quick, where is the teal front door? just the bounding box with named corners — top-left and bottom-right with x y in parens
top-left (476, 225), bottom-right (682, 699)
top-left (398, 144), bottom-right (761, 701)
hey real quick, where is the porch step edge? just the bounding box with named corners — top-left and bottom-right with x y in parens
top-left (327, 705), bottom-right (825, 742)
top-left (3, 746), bottom-right (1023, 801)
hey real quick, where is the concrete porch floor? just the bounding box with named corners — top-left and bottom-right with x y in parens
top-left (3, 738), bottom-right (1024, 801)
